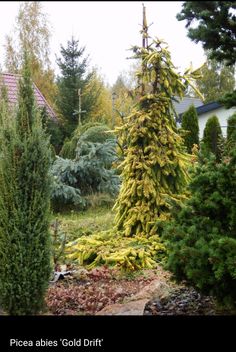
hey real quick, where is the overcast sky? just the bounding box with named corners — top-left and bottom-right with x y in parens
top-left (0, 1), bottom-right (206, 85)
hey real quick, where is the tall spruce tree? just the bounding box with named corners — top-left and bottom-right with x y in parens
top-left (201, 115), bottom-right (223, 162)
top-left (114, 7), bottom-right (203, 238)
top-left (181, 104), bottom-right (199, 153)
top-left (56, 37), bottom-right (95, 139)
top-left (0, 54), bottom-right (52, 315)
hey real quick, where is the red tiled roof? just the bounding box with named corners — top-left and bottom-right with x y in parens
top-left (0, 73), bottom-right (57, 120)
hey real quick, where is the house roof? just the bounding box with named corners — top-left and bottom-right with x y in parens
top-left (196, 101), bottom-right (222, 116)
top-left (173, 96), bottom-right (203, 115)
top-left (0, 73), bottom-right (57, 120)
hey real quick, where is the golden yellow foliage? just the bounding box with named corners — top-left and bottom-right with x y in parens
top-left (65, 230), bottom-right (165, 271)
top-left (114, 37), bottom-right (202, 238)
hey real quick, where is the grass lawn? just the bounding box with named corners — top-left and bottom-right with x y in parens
top-left (52, 206), bottom-right (115, 243)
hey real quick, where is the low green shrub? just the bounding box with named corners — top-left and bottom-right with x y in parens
top-left (60, 122), bottom-right (114, 159)
top-left (51, 138), bottom-right (120, 210)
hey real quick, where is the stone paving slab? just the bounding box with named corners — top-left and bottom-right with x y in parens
top-left (96, 280), bottom-right (171, 315)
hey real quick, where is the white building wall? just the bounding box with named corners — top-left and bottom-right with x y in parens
top-left (198, 107), bottom-right (236, 139)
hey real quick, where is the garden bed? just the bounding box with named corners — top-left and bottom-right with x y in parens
top-left (46, 267), bottom-right (158, 315)
top-left (45, 266), bottom-right (234, 316)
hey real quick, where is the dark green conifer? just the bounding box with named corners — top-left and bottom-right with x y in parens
top-left (201, 115), bottom-right (223, 162)
top-left (227, 113), bottom-right (236, 146)
top-left (0, 54), bottom-right (52, 315)
top-left (163, 150), bottom-right (236, 306)
top-left (181, 104), bottom-right (199, 153)
top-left (56, 37), bottom-right (95, 139)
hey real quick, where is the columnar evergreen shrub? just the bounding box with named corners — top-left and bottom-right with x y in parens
top-left (0, 82), bottom-right (10, 125)
top-left (181, 104), bottom-right (199, 153)
top-left (201, 115), bottom-right (223, 161)
top-left (163, 151), bottom-right (236, 306)
top-left (227, 113), bottom-right (236, 151)
top-left (0, 57), bottom-right (52, 315)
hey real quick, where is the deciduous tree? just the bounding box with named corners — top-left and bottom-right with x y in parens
top-left (196, 54), bottom-right (235, 103)
top-left (4, 1), bottom-right (57, 108)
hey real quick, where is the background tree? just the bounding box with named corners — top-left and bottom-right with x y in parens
top-left (0, 55), bottom-right (52, 315)
top-left (181, 104), bottom-right (199, 153)
top-left (40, 106), bottom-right (64, 155)
top-left (177, 1), bottom-right (236, 108)
top-left (201, 115), bottom-right (223, 161)
top-left (56, 36), bottom-right (98, 139)
top-left (82, 71), bottom-right (112, 126)
top-left (111, 74), bottom-right (134, 126)
top-left (177, 2), bottom-right (236, 65)
top-left (195, 53), bottom-right (235, 103)
top-left (219, 90), bottom-right (236, 108)
top-left (4, 1), bottom-right (57, 108)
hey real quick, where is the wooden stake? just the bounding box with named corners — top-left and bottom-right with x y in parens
top-left (141, 3), bottom-right (148, 96)
top-left (142, 3), bottom-right (148, 49)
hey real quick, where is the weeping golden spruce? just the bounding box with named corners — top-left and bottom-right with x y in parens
top-left (113, 38), bottom-right (203, 238)
top-left (65, 37), bottom-right (203, 271)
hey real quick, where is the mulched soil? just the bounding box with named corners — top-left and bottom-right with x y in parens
top-left (145, 286), bottom-right (236, 315)
top-left (144, 287), bottom-right (218, 315)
